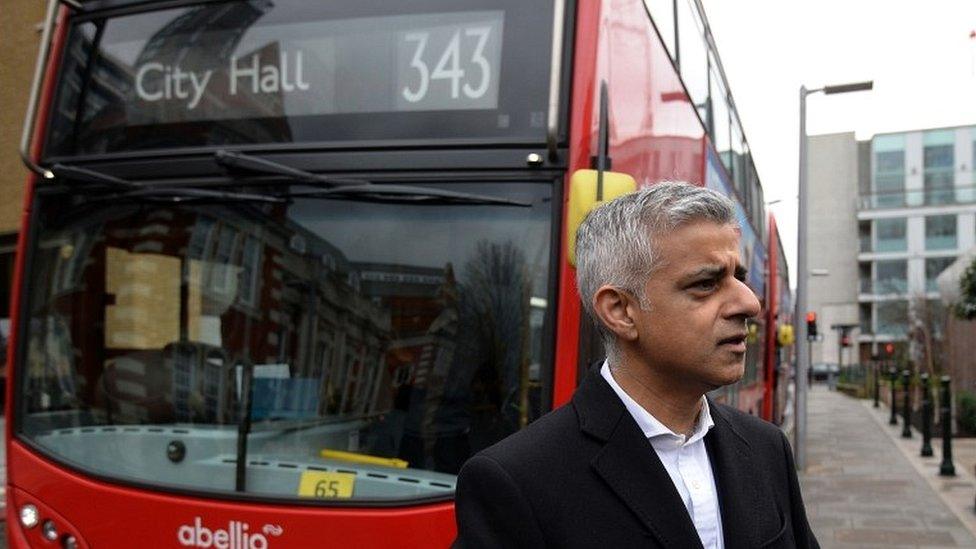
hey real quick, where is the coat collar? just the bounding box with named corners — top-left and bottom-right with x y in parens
top-left (573, 367), bottom-right (701, 547)
top-left (572, 366), bottom-right (768, 549)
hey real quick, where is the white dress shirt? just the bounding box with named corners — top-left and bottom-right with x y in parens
top-left (601, 362), bottom-right (725, 549)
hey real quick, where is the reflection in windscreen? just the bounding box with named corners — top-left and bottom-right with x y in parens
top-left (21, 182), bottom-right (552, 502)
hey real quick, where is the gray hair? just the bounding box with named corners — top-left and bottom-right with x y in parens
top-left (575, 181), bottom-right (738, 364)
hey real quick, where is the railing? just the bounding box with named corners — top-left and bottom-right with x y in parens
top-left (839, 364), bottom-right (868, 385)
top-left (871, 279), bottom-right (908, 294)
top-left (874, 240), bottom-right (908, 253)
top-left (875, 323), bottom-right (909, 337)
top-left (859, 184), bottom-right (976, 210)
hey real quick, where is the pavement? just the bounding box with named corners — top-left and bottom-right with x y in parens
top-left (802, 385), bottom-right (976, 548)
top-left (954, 438), bottom-right (976, 488)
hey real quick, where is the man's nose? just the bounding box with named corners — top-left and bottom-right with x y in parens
top-left (727, 278), bottom-right (762, 319)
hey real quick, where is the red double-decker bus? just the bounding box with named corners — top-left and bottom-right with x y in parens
top-left (8, 0), bottom-right (791, 546)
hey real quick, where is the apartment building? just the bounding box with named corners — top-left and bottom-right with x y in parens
top-left (807, 125), bottom-right (976, 365)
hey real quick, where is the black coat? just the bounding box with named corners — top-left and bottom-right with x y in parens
top-left (454, 368), bottom-right (819, 548)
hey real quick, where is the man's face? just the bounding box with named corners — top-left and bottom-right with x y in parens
top-left (628, 221), bottom-right (761, 392)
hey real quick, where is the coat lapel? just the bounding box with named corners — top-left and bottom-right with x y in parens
top-left (704, 401), bottom-right (767, 549)
top-left (573, 368), bottom-right (703, 549)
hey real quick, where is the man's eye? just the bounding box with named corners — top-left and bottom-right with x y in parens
top-left (693, 280), bottom-right (717, 291)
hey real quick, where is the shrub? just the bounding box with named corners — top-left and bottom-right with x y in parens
top-left (957, 390), bottom-right (976, 435)
top-left (955, 257), bottom-right (976, 320)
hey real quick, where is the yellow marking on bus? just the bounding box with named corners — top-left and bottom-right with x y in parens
top-left (319, 449), bottom-right (408, 469)
top-left (297, 471), bottom-right (355, 498)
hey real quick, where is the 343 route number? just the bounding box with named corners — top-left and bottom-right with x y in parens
top-left (402, 27), bottom-right (493, 103)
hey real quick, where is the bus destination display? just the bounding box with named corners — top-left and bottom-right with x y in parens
top-left (113, 11), bottom-right (505, 124)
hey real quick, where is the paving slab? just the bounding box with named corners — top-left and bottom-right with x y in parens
top-left (800, 386), bottom-right (976, 548)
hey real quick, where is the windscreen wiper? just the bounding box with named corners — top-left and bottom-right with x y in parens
top-left (285, 184), bottom-right (532, 207)
top-left (215, 150), bottom-right (370, 188)
top-left (50, 163), bottom-right (143, 190)
top-left (110, 187), bottom-right (285, 204)
top-left (49, 164), bottom-right (284, 204)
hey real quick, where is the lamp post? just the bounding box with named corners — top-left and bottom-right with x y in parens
top-left (795, 80), bottom-right (872, 471)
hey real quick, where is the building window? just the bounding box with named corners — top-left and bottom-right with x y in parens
top-left (875, 218), bottom-right (907, 252)
top-left (859, 221), bottom-right (871, 253)
top-left (923, 129), bottom-right (954, 205)
top-left (876, 300), bottom-right (908, 337)
top-left (875, 260), bottom-right (907, 294)
top-left (239, 235), bottom-right (262, 307)
top-left (859, 262), bottom-right (871, 294)
top-left (873, 134), bottom-right (905, 208)
top-left (925, 256), bottom-right (955, 293)
top-left (925, 214), bottom-right (957, 250)
top-left (859, 303), bottom-right (872, 335)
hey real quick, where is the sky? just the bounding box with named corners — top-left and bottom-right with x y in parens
top-left (701, 0), bottom-right (976, 288)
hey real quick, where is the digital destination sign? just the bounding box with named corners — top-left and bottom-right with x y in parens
top-left (121, 11), bottom-right (505, 123)
top-left (46, 1), bottom-right (554, 155)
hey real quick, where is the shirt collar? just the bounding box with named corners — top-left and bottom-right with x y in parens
top-left (600, 360), bottom-right (714, 446)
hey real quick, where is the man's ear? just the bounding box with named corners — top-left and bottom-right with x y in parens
top-left (592, 285), bottom-right (639, 342)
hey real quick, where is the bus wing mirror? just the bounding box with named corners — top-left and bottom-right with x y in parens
top-left (566, 169), bottom-right (636, 267)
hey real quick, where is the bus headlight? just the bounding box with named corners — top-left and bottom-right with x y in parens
top-left (19, 504), bottom-right (39, 528)
top-left (42, 519), bottom-right (58, 541)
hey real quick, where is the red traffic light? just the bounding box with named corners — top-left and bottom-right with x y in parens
top-left (806, 312), bottom-right (817, 322)
top-left (841, 335), bottom-right (851, 347)
top-left (885, 343), bottom-right (895, 355)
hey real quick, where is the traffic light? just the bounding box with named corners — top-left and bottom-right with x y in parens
top-left (841, 334), bottom-right (851, 347)
top-left (806, 312), bottom-right (818, 340)
top-left (885, 342), bottom-right (895, 356)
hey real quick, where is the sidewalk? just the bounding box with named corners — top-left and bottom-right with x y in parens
top-left (800, 385), bottom-right (976, 548)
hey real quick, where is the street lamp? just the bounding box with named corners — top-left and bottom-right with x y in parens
top-left (794, 80), bottom-right (872, 471)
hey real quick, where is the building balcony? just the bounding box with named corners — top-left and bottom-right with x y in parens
top-left (858, 185), bottom-right (976, 210)
top-left (862, 279), bottom-right (908, 295)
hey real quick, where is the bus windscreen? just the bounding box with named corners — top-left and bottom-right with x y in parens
top-left (18, 179), bottom-right (553, 503)
top-left (45, 0), bottom-right (554, 157)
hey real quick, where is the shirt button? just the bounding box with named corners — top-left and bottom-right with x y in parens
top-left (691, 480), bottom-right (701, 490)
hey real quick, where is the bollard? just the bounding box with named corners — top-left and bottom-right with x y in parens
top-left (939, 376), bottom-right (956, 476)
top-left (873, 362), bottom-right (880, 408)
top-left (901, 370), bottom-right (912, 438)
top-left (889, 367), bottom-right (898, 426)
top-left (920, 373), bottom-right (933, 457)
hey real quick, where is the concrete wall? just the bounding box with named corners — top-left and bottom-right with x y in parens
top-left (0, 0), bottom-right (46, 234)
top-left (807, 132), bottom-right (860, 364)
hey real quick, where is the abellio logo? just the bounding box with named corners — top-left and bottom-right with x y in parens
top-left (177, 517), bottom-right (284, 549)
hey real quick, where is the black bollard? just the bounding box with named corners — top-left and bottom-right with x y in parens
top-left (920, 373), bottom-right (933, 457)
top-left (889, 367), bottom-right (898, 426)
top-left (939, 376), bottom-right (956, 476)
top-left (873, 362), bottom-right (880, 408)
top-left (901, 370), bottom-right (912, 438)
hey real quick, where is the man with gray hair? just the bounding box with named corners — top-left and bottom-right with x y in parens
top-left (454, 182), bottom-right (818, 548)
